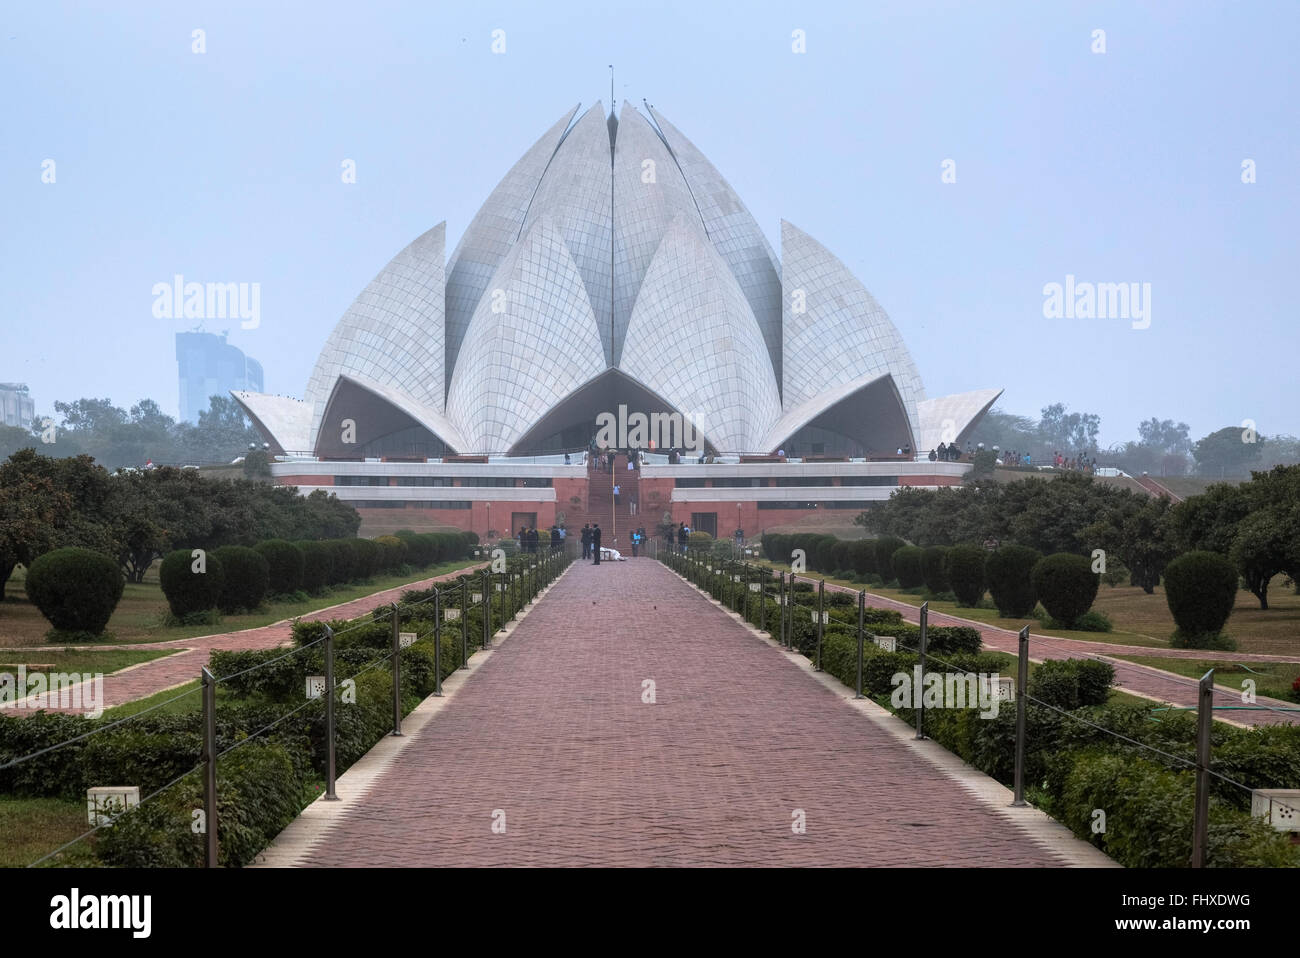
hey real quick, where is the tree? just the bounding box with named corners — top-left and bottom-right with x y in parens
top-left (1192, 426), bottom-right (1265, 477)
top-left (1082, 494), bottom-right (1177, 593)
top-left (1038, 403), bottom-right (1100, 454)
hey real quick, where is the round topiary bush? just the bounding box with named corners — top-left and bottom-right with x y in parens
top-left (374, 535), bottom-right (408, 573)
top-left (159, 548), bottom-right (227, 618)
top-left (1031, 553), bottom-right (1099, 627)
top-left (211, 545), bottom-right (270, 614)
top-left (830, 541), bottom-right (852, 575)
top-left (922, 546), bottom-right (950, 593)
top-left (323, 539), bottom-right (356, 584)
top-left (1163, 550), bottom-right (1239, 644)
top-left (874, 536), bottom-right (907, 583)
top-left (253, 539), bottom-right (304, 596)
top-left (848, 539), bottom-right (877, 578)
top-left (815, 537), bottom-right (839, 574)
top-left (24, 547), bottom-right (124, 637)
top-left (351, 538), bottom-right (381, 580)
top-left (892, 546), bottom-right (926, 589)
top-left (986, 545), bottom-right (1042, 618)
top-left (946, 544), bottom-right (987, 607)
top-left (296, 540), bottom-right (332, 593)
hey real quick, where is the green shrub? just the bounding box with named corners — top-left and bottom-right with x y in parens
top-left (985, 545), bottom-right (1041, 618)
top-left (830, 541), bottom-right (852, 576)
top-left (253, 539), bottom-right (304, 596)
top-left (374, 535), bottom-right (408, 573)
top-left (1028, 658), bottom-right (1115, 710)
top-left (847, 539), bottom-right (877, 577)
top-left (211, 546), bottom-right (270, 614)
top-left (946, 545), bottom-right (987, 607)
top-left (921, 545), bottom-right (950, 593)
top-left (1070, 610), bottom-right (1113, 632)
top-left (873, 536), bottom-right (906, 582)
top-left (1163, 550), bottom-right (1238, 640)
top-left (24, 547), bottom-right (124, 637)
top-left (891, 546), bottom-right (926, 589)
top-left (1031, 553), bottom-right (1099, 627)
top-left (296, 540), bottom-right (333, 593)
top-left (159, 548), bottom-right (226, 618)
top-left (351, 538), bottom-right (380, 579)
top-left (323, 539), bottom-right (355, 584)
top-left (1170, 629), bottom-right (1238, 651)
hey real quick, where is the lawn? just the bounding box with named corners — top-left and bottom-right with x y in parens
top-left (0, 647), bottom-right (175, 675)
top-left (0, 796), bottom-right (90, 868)
top-left (0, 559), bottom-right (483, 648)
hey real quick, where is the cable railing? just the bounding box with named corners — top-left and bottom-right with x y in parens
top-left (657, 547), bottom-right (1299, 867)
top-left (2, 548), bottom-right (573, 868)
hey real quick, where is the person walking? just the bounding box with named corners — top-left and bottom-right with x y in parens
top-left (677, 522), bottom-right (688, 554)
top-left (581, 523), bottom-right (591, 559)
top-left (592, 523), bottom-right (602, 565)
top-left (630, 528), bottom-right (640, 558)
top-left (613, 482), bottom-right (621, 507)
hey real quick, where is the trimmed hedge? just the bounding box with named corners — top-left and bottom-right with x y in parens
top-left (946, 544), bottom-right (987, 607)
top-left (1031, 553), bottom-right (1099, 627)
top-left (848, 539), bottom-right (877, 577)
top-left (874, 536), bottom-right (906, 582)
top-left (892, 546), bottom-right (926, 589)
top-left (254, 539), bottom-right (304, 596)
top-left (159, 548), bottom-right (226, 618)
top-left (211, 545), bottom-right (269, 614)
top-left (296, 540), bottom-right (333, 593)
top-left (1027, 657), bottom-right (1115, 710)
top-left (24, 547), bottom-right (124, 637)
top-left (986, 545), bottom-right (1041, 618)
top-left (921, 545), bottom-right (950, 593)
top-left (1163, 550), bottom-right (1238, 640)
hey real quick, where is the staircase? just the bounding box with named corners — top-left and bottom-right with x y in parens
top-left (560, 453), bottom-right (643, 553)
top-left (1135, 474), bottom-right (1184, 503)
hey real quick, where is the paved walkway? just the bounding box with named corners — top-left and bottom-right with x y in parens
top-left (1, 564), bottom-right (484, 715)
top-left (286, 560), bottom-right (1087, 867)
top-left (818, 584), bottom-right (1299, 727)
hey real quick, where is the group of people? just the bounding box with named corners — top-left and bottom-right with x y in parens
top-left (579, 523), bottom-right (602, 563)
top-left (586, 441), bottom-right (647, 472)
top-left (516, 524), bottom-right (566, 553)
top-left (1053, 451), bottom-right (1095, 472)
top-left (928, 442), bottom-right (969, 462)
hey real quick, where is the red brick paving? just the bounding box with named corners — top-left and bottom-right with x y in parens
top-left (3, 565), bottom-right (484, 715)
top-left (297, 559), bottom-right (1069, 867)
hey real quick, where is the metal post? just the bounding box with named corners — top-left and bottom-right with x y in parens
top-left (815, 579), bottom-right (824, 671)
top-left (200, 666), bottom-right (219, 867)
top-left (482, 570), bottom-right (491, 649)
top-left (390, 603), bottom-right (402, 736)
top-left (917, 602), bottom-right (928, 740)
top-left (779, 572), bottom-right (787, 648)
top-left (760, 569), bottom-right (767, 633)
top-left (460, 578), bottom-right (468, 669)
top-left (1012, 625), bottom-right (1029, 806)
top-left (324, 625), bottom-right (338, 800)
top-left (855, 592), bottom-right (865, 699)
top-left (1192, 668), bottom-right (1214, 867)
top-left (433, 590), bottom-right (443, 697)
top-left (743, 563), bottom-right (750, 620)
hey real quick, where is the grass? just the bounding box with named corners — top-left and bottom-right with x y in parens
top-left (99, 680), bottom-right (205, 720)
top-left (0, 796), bottom-right (90, 868)
top-left (0, 559), bottom-right (482, 648)
top-left (1110, 655), bottom-right (1300, 705)
top-left (0, 647), bottom-right (174, 675)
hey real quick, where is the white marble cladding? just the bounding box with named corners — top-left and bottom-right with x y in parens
top-left (641, 461), bottom-right (969, 480)
top-left (270, 460), bottom-right (583, 479)
top-left (670, 486), bottom-right (897, 503)
top-left (319, 485), bottom-right (556, 503)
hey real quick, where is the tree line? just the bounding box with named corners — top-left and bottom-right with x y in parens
top-left (0, 449), bottom-right (361, 594)
top-left (856, 465), bottom-right (1300, 609)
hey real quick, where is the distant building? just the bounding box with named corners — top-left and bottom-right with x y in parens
top-left (0, 383), bottom-right (35, 429)
top-left (175, 332), bottom-right (263, 423)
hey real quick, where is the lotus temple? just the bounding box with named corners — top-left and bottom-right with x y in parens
top-left (232, 101), bottom-right (1001, 540)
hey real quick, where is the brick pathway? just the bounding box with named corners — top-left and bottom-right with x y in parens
top-left (814, 583), bottom-right (1299, 727)
top-left (295, 560), bottom-right (1072, 867)
top-left (2, 565), bottom-right (484, 715)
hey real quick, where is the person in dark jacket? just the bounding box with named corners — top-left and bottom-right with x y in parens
top-left (591, 524), bottom-right (602, 565)
top-left (581, 523), bottom-right (591, 559)
top-left (676, 523), bottom-right (688, 553)
top-left (550, 525), bottom-right (561, 550)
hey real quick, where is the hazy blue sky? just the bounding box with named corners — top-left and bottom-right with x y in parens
top-left (2, 0), bottom-right (1296, 448)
